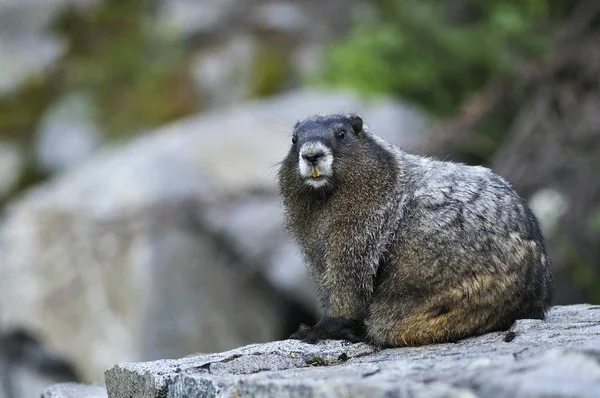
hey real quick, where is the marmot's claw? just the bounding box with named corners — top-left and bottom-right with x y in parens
top-left (340, 329), bottom-right (364, 343)
top-left (289, 328), bottom-right (319, 344)
top-left (289, 323), bottom-right (312, 341)
top-left (289, 318), bottom-right (365, 344)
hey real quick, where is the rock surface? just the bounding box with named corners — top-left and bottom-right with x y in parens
top-left (157, 0), bottom-right (359, 43)
top-left (161, 0), bottom-right (367, 107)
top-left (0, 0), bottom-right (65, 96)
top-left (0, 328), bottom-right (81, 398)
top-left (41, 382), bottom-right (107, 398)
top-left (35, 91), bottom-right (103, 173)
top-left (0, 0), bottom-right (99, 96)
top-left (190, 35), bottom-right (257, 108)
top-left (0, 88), bottom-right (427, 384)
top-left (104, 304), bottom-right (600, 398)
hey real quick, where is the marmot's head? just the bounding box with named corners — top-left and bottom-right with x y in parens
top-left (278, 114), bottom-right (365, 193)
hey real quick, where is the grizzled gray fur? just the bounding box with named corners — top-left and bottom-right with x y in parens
top-left (277, 114), bottom-right (554, 347)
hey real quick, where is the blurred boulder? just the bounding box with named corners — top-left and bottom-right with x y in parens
top-left (0, 151), bottom-right (285, 384)
top-left (159, 0), bottom-right (364, 108)
top-left (251, 2), bottom-right (309, 33)
top-left (0, 27), bottom-right (64, 97)
top-left (0, 329), bottom-right (80, 398)
top-left (0, 88), bottom-right (428, 384)
top-left (157, 0), bottom-right (357, 43)
top-left (157, 0), bottom-right (238, 39)
top-left (35, 91), bottom-right (103, 173)
top-left (0, 0), bottom-right (100, 96)
top-left (190, 36), bottom-right (257, 108)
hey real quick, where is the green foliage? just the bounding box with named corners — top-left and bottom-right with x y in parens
top-left (250, 43), bottom-right (292, 98)
top-left (0, 80), bottom-right (55, 143)
top-left (53, 0), bottom-right (197, 139)
top-left (316, 0), bottom-right (571, 116)
top-left (306, 356), bottom-right (328, 366)
top-left (0, 79), bottom-right (57, 197)
top-left (560, 228), bottom-right (600, 304)
top-left (592, 209), bottom-right (600, 232)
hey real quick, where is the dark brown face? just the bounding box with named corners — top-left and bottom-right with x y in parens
top-left (280, 114), bottom-right (364, 191)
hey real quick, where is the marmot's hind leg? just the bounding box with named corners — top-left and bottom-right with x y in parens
top-left (365, 275), bottom-right (544, 347)
top-left (366, 304), bottom-right (504, 347)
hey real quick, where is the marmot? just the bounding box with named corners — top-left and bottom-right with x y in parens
top-left (277, 113), bottom-right (554, 347)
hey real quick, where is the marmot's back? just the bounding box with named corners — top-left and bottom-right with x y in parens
top-left (278, 114), bottom-right (554, 347)
top-left (366, 155), bottom-right (553, 346)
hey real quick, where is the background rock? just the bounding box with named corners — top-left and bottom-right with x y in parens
top-left (0, 0), bottom-right (64, 96)
top-left (190, 36), bottom-right (257, 108)
top-left (0, 329), bottom-right (80, 398)
top-left (41, 382), bottom-right (107, 398)
top-left (35, 91), bottom-right (103, 173)
top-left (0, 88), bottom-right (428, 384)
top-left (157, 0), bottom-right (359, 43)
top-left (162, 0), bottom-right (365, 108)
top-left (104, 304), bottom-right (600, 398)
top-left (0, 34), bottom-right (64, 97)
top-left (156, 0), bottom-right (239, 40)
top-left (0, 0), bottom-right (100, 96)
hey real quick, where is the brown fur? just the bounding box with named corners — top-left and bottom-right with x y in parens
top-left (278, 114), bottom-right (554, 347)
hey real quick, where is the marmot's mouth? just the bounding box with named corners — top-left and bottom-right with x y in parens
top-left (302, 174), bottom-right (329, 188)
top-left (304, 167), bottom-right (329, 180)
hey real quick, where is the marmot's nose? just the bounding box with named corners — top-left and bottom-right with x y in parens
top-left (302, 151), bottom-right (324, 165)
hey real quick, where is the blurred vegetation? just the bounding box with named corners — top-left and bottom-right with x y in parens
top-left (593, 210), bottom-right (600, 232)
top-left (0, 0), bottom-right (303, 202)
top-left (53, 0), bottom-right (197, 140)
top-left (0, 0), bottom-right (198, 145)
top-left (0, 81), bottom-right (54, 144)
top-left (0, 0), bottom-right (294, 145)
top-left (251, 43), bottom-right (292, 98)
top-left (561, 229), bottom-right (600, 304)
top-left (0, 0), bottom-right (202, 196)
top-left (316, 0), bottom-right (572, 117)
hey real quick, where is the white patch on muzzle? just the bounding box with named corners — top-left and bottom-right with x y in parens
top-left (298, 141), bottom-right (333, 188)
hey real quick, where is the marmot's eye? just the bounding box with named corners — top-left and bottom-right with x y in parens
top-left (292, 136), bottom-right (297, 145)
top-left (337, 129), bottom-right (346, 139)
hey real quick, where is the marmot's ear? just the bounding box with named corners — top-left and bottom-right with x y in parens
top-left (349, 115), bottom-right (363, 134)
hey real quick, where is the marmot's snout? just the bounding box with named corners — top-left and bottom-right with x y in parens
top-left (298, 141), bottom-right (333, 188)
top-left (302, 151), bottom-right (324, 165)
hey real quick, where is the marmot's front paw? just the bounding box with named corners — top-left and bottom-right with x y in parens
top-left (289, 317), bottom-right (365, 344)
top-left (289, 323), bottom-right (313, 341)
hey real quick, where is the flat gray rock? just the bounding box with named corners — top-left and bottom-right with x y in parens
top-left (105, 304), bottom-right (600, 398)
top-left (41, 382), bottom-right (107, 398)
